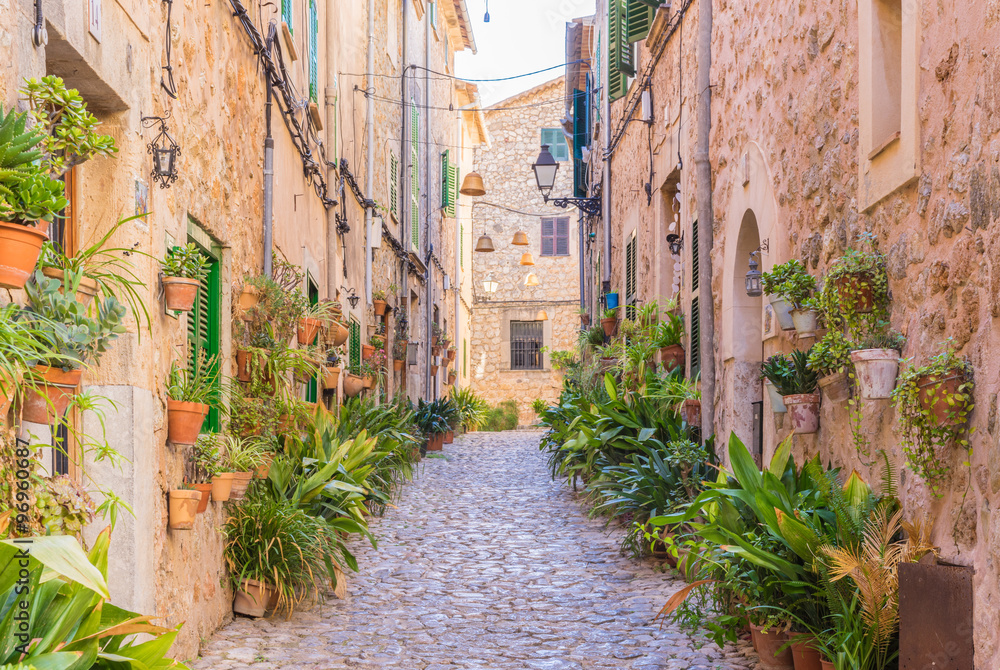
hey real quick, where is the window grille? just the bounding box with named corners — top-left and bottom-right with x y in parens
top-left (510, 321), bottom-right (543, 371)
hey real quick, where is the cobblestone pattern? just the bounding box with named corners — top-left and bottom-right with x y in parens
top-left (191, 431), bottom-right (758, 669)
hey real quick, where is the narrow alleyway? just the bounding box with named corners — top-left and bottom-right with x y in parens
top-left (191, 432), bottom-right (757, 670)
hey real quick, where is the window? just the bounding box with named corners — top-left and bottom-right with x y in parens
top-left (540, 128), bottom-right (569, 161)
top-left (410, 100), bottom-right (420, 251)
top-left (510, 321), bottom-right (543, 371)
top-left (305, 277), bottom-right (319, 403)
top-left (625, 231), bottom-right (637, 317)
top-left (349, 318), bottom-right (361, 370)
top-left (187, 240), bottom-right (221, 432)
top-left (690, 297), bottom-right (700, 378)
top-left (869, 0), bottom-right (902, 151)
top-left (690, 219), bottom-right (699, 291)
top-left (608, 0), bottom-right (633, 101)
top-left (440, 150), bottom-right (458, 216)
top-left (308, 0), bottom-right (318, 102)
top-left (541, 217), bottom-right (570, 256)
top-left (389, 151), bottom-right (400, 221)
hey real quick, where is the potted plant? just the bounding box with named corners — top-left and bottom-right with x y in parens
top-left (16, 270), bottom-right (126, 423)
top-left (431, 322), bottom-right (443, 348)
top-left (578, 306), bottom-right (590, 326)
top-left (192, 433), bottom-right (224, 507)
top-left (807, 330), bottom-right (853, 403)
top-left (447, 370), bottom-right (457, 385)
top-left (817, 232), bottom-right (890, 334)
top-left (849, 327), bottom-right (905, 400)
top-left (297, 300), bottom-right (338, 345)
top-left (323, 347), bottom-right (342, 388)
top-left (654, 310), bottom-right (685, 373)
top-left (430, 357), bottom-right (440, 376)
top-left (363, 335), bottom-right (382, 360)
top-left (168, 483), bottom-right (201, 530)
top-left (762, 260), bottom-right (816, 332)
top-left (446, 345), bottom-right (457, 362)
top-left (393, 339), bottom-right (407, 371)
top-left (223, 435), bottom-right (268, 501)
top-left (165, 354), bottom-right (221, 445)
top-left (373, 284), bottom-right (395, 316)
top-left (891, 343), bottom-right (974, 494)
top-left (344, 364), bottom-right (365, 397)
top-left (161, 243), bottom-right (210, 312)
top-left (761, 350), bottom-right (819, 433)
top-left (601, 307), bottom-right (619, 338)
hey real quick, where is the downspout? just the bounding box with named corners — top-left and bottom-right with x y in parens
top-left (454, 115), bottom-right (462, 380)
top-left (401, 2), bottom-right (410, 396)
top-left (264, 84), bottom-right (274, 276)
top-left (424, 14), bottom-right (433, 399)
top-left (325, 0), bottom-right (338, 297)
top-left (601, 44), bottom-right (611, 296)
top-left (365, 0), bottom-right (375, 304)
top-left (695, 0), bottom-right (715, 436)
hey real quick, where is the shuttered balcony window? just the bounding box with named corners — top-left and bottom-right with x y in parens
top-left (186, 242), bottom-right (221, 432)
top-left (510, 321), bottom-right (543, 371)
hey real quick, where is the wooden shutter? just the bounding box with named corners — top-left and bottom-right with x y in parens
top-left (626, 0), bottom-right (655, 43)
top-left (690, 297), bottom-right (701, 377)
top-left (308, 0), bottom-right (318, 101)
top-left (186, 246), bottom-right (220, 431)
top-left (691, 219), bottom-right (699, 291)
top-left (389, 151), bottom-right (399, 220)
top-left (609, 0), bottom-right (634, 77)
top-left (411, 101), bottom-right (419, 251)
top-left (349, 319), bottom-right (361, 370)
top-left (541, 218), bottom-right (555, 256)
top-left (625, 232), bottom-right (637, 316)
top-left (556, 217), bottom-right (570, 256)
top-left (447, 163), bottom-right (459, 218)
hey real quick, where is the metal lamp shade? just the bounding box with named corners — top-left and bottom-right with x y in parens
top-left (519, 252), bottom-right (535, 266)
top-left (460, 171), bottom-right (486, 196)
top-left (532, 145), bottom-right (559, 200)
top-left (511, 231), bottom-right (529, 245)
top-left (475, 234), bottom-right (496, 252)
top-left (745, 254), bottom-right (762, 297)
top-left (535, 310), bottom-right (548, 321)
top-left (153, 146), bottom-right (175, 178)
top-left (483, 279), bottom-right (499, 294)
top-left (525, 273), bottom-right (540, 287)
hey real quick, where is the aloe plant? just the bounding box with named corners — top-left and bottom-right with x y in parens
top-left (0, 106), bottom-right (67, 226)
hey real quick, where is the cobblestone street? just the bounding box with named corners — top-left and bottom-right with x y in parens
top-left (192, 431), bottom-right (758, 670)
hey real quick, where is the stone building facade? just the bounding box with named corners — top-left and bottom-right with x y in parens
top-left (470, 77), bottom-right (582, 424)
top-left (0, 0), bottom-right (476, 659)
top-left (578, 0), bottom-right (1000, 665)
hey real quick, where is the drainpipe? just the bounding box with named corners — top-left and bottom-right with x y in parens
top-left (454, 117), bottom-right (462, 380)
top-left (601, 49), bottom-right (611, 296)
top-left (424, 14), bottom-right (434, 400)
top-left (263, 84), bottom-right (274, 276)
top-left (365, 0), bottom-right (375, 305)
top-left (326, 0), bottom-right (340, 296)
top-left (694, 0), bottom-right (716, 437)
top-left (400, 3), bottom-right (410, 397)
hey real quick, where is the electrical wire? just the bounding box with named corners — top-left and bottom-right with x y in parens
top-left (338, 59), bottom-right (590, 83)
top-left (356, 87), bottom-right (575, 113)
top-left (160, 0), bottom-right (178, 99)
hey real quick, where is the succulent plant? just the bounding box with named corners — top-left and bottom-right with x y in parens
top-left (34, 474), bottom-right (96, 535)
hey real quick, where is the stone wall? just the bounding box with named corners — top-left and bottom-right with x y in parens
top-left (471, 77), bottom-right (581, 424)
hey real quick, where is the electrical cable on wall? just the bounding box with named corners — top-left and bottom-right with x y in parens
top-left (161, 0), bottom-right (178, 99)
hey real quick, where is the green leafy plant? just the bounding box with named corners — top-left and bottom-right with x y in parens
top-left (223, 434), bottom-right (270, 472)
top-left (0, 106), bottom-right (67, 226)
top-left (653, 310), bottom-right (684, 348)
top-left (481, 399), bottom-right (519, 431)
top-left (191, 433), bottom-right (223, 482)
top-left (761, 350), bottom-right (817, 396)
top-left (808, 330), bottom-right (853, 376)
top-left (761, 259), bottom-right (818, 309)
top-left (167, 353), bottom-right (222, 406)
top-left (852, 325), bottom-right (906, 353)
top-left (890, 342), bottom-right (974, 494)
top-left (818, 232), bottom-right (890, 337)
top-left (450, 386), bottom-right (489, 430)
top-left (162, 242), bottom-right (211, 281)
top-left (602, 307), bottom-right (619, 320)
top-left (392, 339), bottom-right (407, 361)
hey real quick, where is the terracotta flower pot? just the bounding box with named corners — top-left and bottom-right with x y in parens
top-left (166, 399), bottom-right (209, 445)
top-left (660, 344), bottom-right (685, 372)
top-left (818, 371), bottom-right (851, 403)
top-left (333, 322), bottom-right (349, 346)
top-left (228, 472), bottom-right (253, 501)
top-left (768, 295), bottom-right (795, 330)
top-left (444, 430), bottom-right (454, 444)
top-left (211, 473), bottom-right (235, 502)
top-left (168, 490), bottom-right (201, 530)
top-left (765, 380), bottom-right (787, 413)
top-left (233, 579), bottom-right (271, 618)
top-left (254, 452), bottom-right (275, 479)
top-left (362, 344), bottom-right (375, 360)
top-left (363, 376), bottom-right (375, 389)
top-left (750, 624), bottom-right (794, 670)
top-left (323, 366), bottom-right (340, 388)
top-left (431, 335), bottom-right (439, 347)
top-left (601, 317), bottom-right (617, 337)
top-left (790, 308), bottom-right (819, 339)
top-left (373, 299), bottom-right (387, 316)
top-left (915, 372), bottom-right (968, 426)
top-left (297, 317), bottom-right (323, 344)
top-left (681, 399), bottom-right (701, 427)
top-left (426, 433), bottom-right (443, 451)
top-left (849, 348), bottom-right (900, 399)
top-left (193, 482), bottom-right (213, 513)
top-left (0, 221), bottom-right (48, 290)
top-left (784, 393), bottom-right (821, 434)
top-left (788, 633), bottom-right (823, 670)
top-left (343, 374), bottom-right (364, 397)
top-left (430, 364), bottom-right (439, 375)
top-left (238, 287), bottom-right (260, 311)
top-left (20, 366), bottom-right (82, 424)
top-left (819, 660), bottom-right (835, 670)
top-left (393, 359), bottom-right (404, 372)
top-left (580, 313), bottom-right (590, 325)
top-left (41, 267), bottom-right (100, 305)
top-left (431, 345), bottom-right (442, 357)
top-left (162, 276), bottom-right (200, 312)
top-left (447, 348), bottom-right (456, 362)
top-left (447, 372), bottom-right (457, 385)
top-left (835, 273), bottom-right (875, 313)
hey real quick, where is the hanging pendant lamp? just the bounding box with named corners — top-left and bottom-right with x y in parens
top-left (511, 231), bottom-right (529, 245)
top-left (475, 234), bottom-right (495, 252)
top-left (460, 171), bottom-right (487, 196)
top-left (519, 252), bottom-right (535, 266)
top-left (535, 310), bottom-right (548, 321)
top-left (525, 273), bottom-right (540, 287)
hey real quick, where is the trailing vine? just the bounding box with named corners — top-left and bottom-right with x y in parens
top-left (817, 232), bottom-right (890, 340)
top-left (890, 342), bottom-right (975, 496)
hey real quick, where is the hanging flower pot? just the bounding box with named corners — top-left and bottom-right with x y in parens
top-left (373, 299), bottom-right (387, 316)
top-left (446, 347), bottom-right (456, 362)
top-left (817, 371), bottom-right (851, 403)
top-left (431, 345), bottom-right (442, 357)
top-left (768, 295), bottom-right (795, 330)
top-left (333, 321), bottom-right (349, 346)
top-left (166, 399), bottom-right (209, 445)
top-left (393, 359), bottom-right (404, 372)
top-left (363, 376), bottom-right (376, 389)
top-left (764, 380), bottom-right (787, 413)
top-left (238, 286), bottom-right (260, 312)
top-left (343, 374), bottom-right (364, 397)
top-left (362, 344), bottom-right (375, 360)
top-left (211, 473), bottom-right (235, 502)
top-left (681, 399), bottom-right (701, 427)
top-left (233, 579), bottom-right (272, 618)
top-left (580, 313), bottom-right (590, 325)
top-left (20, 366), bottom-right (82, 424)
top-left (430, 363), bottom-right (439, 375)
top-left (834, 273), bottom-right (875, 314)
top-left (601, 316), bottom-right (618, 337)
top-left (447, 371), bottom-right (457, 385)
top-left (0, 222), bottom-right (48, 290)
top-left (750, 625), bottom-right (794, 670)
top-left (915, 372), bottom-right (968, 426)
top-left (849, 349), bottom-right (900, 399)
top-left (790, 308), bottom-right (819, 339)
top-left (431, 334), bottom-right (439, 347)
top-left (228, 472), bottom-right (253, 501)
top-left (41, 267), bottom-right (100, 305)
top-left (297, 317), bottom-right (323, 345)
top-left (161, 276), bottom-right (201, 312)
top-left (784, 393), bottom-right (821, 434)
top-left (168, 489), bottom-right (201, 530)
top-left (323, 366), bottom-right (340, 388)
top-left (254, 452), bottom-right (275, 479)
top-left (788, 633), bottom-right (823, 670)
top-left (660, 344), bottom-right (685, 372)
top-left (192, 482), bottom-right (212, 513)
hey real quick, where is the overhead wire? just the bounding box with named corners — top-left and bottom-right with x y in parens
top-left (338, 59), bottom-right (590, 83)
top-left (355, 87), bottom-right (576, 112)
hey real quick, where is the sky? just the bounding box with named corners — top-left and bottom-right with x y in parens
top-left (455, 0), bottom-right (597, 107)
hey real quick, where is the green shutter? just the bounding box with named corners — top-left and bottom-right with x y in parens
top-left (389, 151), bottom-right (399, 220)
top-left (186, 244), bottom-right (220, 432)
top-left (282, 0), bottom-right (292, 32)
top-left (306, 279), bottom-right (319, 403)
top-left (308, 0), bottom-right (318, 101)
top-left (572, 88), bottom-right (589, 197)
top-left (440, 150), bottom-right (450, 210)
top-left (626, 0), bottom-right (655, 43)
top-left (349, 319), bottom-right (361, 370)
top-left (443, 155), bottom-right (458, 218)
top-left (608, 0), bottom-right (634, 77)
top-left (411, 100), bottom-right (420, 252)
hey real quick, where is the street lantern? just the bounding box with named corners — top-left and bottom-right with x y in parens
top-left (745, 251), bottom-right (762, 297)
top-left (142, 115), bottom-right (180, 188)
top-left (667, 233), bottom-right (683, 255)
top-left (483, 276), bottom-right (498, 294)
top-left (531, 144), bottom-right (559, 201)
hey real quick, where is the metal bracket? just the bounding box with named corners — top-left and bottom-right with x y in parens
top-left (551, 195), bottom-right (602, 217)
